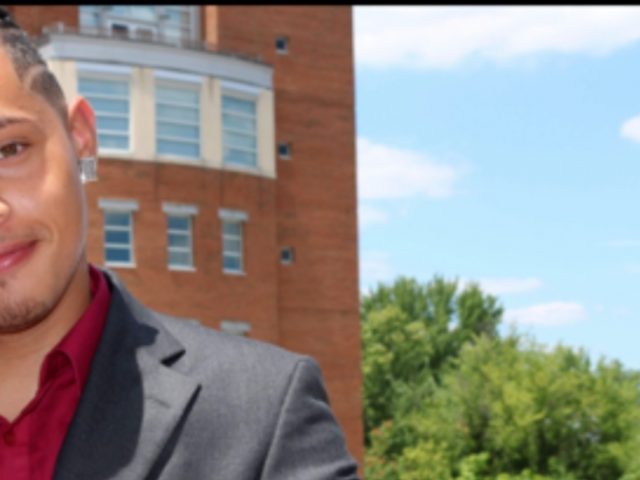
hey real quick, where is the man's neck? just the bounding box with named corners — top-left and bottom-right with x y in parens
top-left (0, 263), bottom-right (91, 420)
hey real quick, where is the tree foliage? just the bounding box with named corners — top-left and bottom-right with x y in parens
top-left (362, 277), bottom-right (640, 479)
top-left (362, 276), bottom-right (503, 443)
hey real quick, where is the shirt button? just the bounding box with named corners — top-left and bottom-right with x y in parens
top-left (3, 430), bottom-right (15, 446)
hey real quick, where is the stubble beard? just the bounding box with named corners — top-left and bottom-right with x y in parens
top-left (0, 249), bottom-right (84, 335)
top-left (0, 294), bottom-right (52, 334)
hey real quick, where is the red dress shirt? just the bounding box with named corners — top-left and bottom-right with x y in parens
top-left (0, 265), bottom-right (111, 479)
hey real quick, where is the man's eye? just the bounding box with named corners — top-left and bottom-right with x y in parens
top-left (0, 143), bottom-right (27, 159)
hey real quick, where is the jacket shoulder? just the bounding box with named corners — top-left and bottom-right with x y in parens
top-left (153, 312), bottom-right (309, 379)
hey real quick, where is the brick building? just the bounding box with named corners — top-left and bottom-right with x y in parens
top-left (7, 5), bottom-right (363, 467)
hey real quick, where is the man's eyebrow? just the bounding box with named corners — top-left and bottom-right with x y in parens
top-left (0, 117), bottom-right (31, 129)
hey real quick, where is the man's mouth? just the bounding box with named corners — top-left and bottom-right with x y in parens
top-left (0, 240), bottom-right (37, 273)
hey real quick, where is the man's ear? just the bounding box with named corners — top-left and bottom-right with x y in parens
top-left (67, 96), bottom-right (97, 159)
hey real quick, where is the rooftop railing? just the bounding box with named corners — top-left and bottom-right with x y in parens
top-left (36, 22), bottom-right (267, 66)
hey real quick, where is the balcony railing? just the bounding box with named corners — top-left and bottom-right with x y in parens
top-left (36, 22), bottom-right (266, 66)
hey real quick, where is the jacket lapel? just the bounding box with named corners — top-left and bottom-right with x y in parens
top-left (54, 271), bottom-right (200, 480)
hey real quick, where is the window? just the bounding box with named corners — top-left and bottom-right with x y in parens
top-left (219, 208), bottom-right (248, 274)
top-left (79, 6), bottom-right (199, 45)
top-left (280, 246), bottom-right (295, 265)
top-left (278, 142), bottom-right (291, 160)
top-left (110, 23), bottom-right (130, 39)
top-left (163, 202), bottom-right (198, 270)
top-left (222, 221), bottom-right (243, 273)
top-left (99, 199), bottom-right (138, 267)
top-left (222, 95), bottom-right (257, 168)
top-left (275, 35), bottom-right (289, 54)
top-left (166, 215), bottom-right (193, 269)
top-left (156, 82), bottom-right (201, 159)
top-left (104, 211), bottom-right (133, 265)
top-left (220, 320), bottom-right (251, 337)
top-left (160, 7), bottom-right (195, 44)
top-left (78, 75), bottom-right (130, 152)
top-left (79, 6), bottom-right (102, 30)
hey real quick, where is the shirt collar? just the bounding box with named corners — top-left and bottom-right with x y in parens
top-left (47, 264), bottom-right (112, 392)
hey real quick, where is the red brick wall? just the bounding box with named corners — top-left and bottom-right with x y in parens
top-left (206, 6), bottom-right (364, 468)
top-left (9, 5), bottom-right (78, 36)
top-left (10, 3), bottom-right (364, 469)
top-left (85, 159), bottom-right (281, 344)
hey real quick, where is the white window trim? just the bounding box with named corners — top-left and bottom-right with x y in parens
top-left (218, 208), bottom-right (249, 222)
top-left (162, 202), bottom-right (199, 216)
top-left (168, 265), bottom-right (196, 272)
top-left (220, 79), bottom-right (261, 98)
top-left (220, 319), bottom-right (251, 336)
top-left (155, 69), bottom-right (204, 85)
top-left (221, 162), bottom-right (261, 176)
top-left (76, 61), bottom-right (133, 76)
top-left (98, 198), bottom-right (140, 211)
top-left (222, 270), bottom-right (246, 277)
top-left (99, 199), bottom-right (137, 268)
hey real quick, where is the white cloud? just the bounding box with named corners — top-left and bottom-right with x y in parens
top-left (620, 115), bottom-right (640, 143)
top-left (354, 6), bottom-right (640, 69)
top-left (465, 277), bottom-right (543, 295)
top-left (357, 137), bottom-right (467, 200)
top-left (505, 301), bottom-right (587, 327)
top-left (359, 251), bottom-right (395, 293)
top-left (358, 204), bottom-right (388, 228)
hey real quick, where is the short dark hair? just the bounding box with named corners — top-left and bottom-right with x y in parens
top-left (0, 7), bottom-right (68, 122)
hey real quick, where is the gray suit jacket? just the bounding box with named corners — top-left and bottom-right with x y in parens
top-left (53, 270), bottom-right (360, 479)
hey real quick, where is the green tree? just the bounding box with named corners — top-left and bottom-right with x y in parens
top-left (362, 277), bottom-right (640, 479)
top-left (361, 276), bottom-right (503, 443)
top-left (367, 334), bottom-right (640, 479)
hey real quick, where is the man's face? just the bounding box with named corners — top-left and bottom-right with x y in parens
top-left (0, 47), bottom-right (91, 333)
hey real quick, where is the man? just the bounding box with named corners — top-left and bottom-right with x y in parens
top-left (0, 8), bottom-right (360, 479)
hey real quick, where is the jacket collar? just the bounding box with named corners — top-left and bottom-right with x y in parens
top-left (54, 268), bottom-right (201, 480)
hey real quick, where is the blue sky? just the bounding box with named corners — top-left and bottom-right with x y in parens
top-left (353, 6), bottom-right (640, 369)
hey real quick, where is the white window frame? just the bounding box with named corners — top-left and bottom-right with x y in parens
top-left (98, 198), bottom-right (139, 268)
top-left (155, 71), bottom-right (203, 162)
top-left (77, 63), bottom-right (133, 157)
top-left (163, 202), bottom-right (198, 271)
top-left (220, 319), bottom-right (251, 337)
top-left (221, 81), bottom-right (260, 171)
top-left (219, 208), bottom-right (248, 275)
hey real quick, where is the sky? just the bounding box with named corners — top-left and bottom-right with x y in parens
top-left (353, 6), bottom-right (640, 369)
